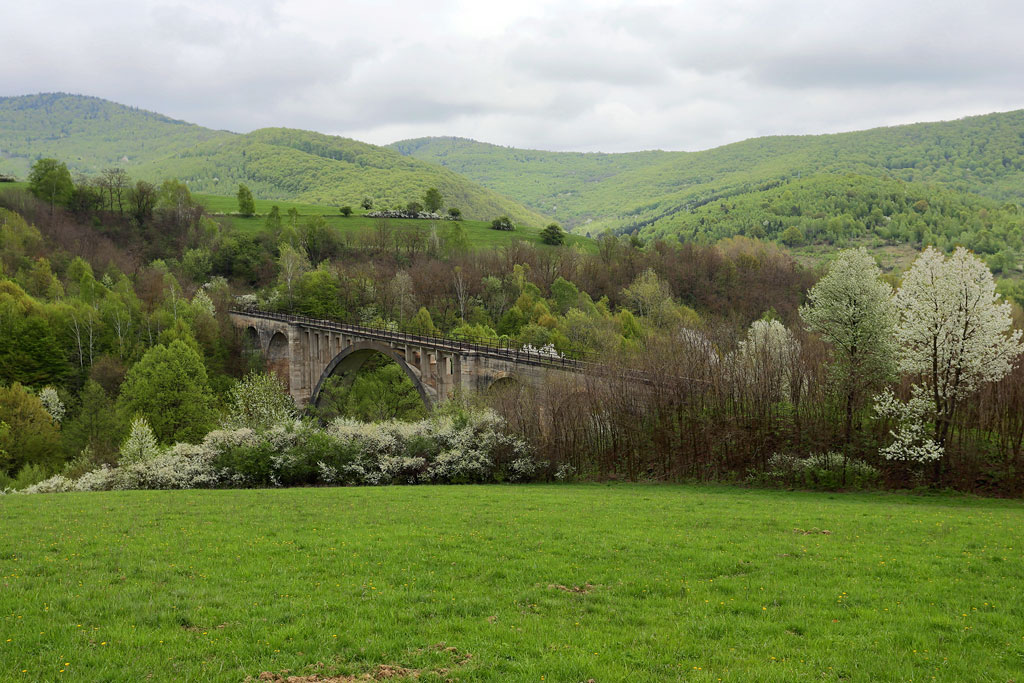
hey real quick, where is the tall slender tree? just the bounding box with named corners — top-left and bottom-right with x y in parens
top-left (237, 184), bottom-right (256, 217)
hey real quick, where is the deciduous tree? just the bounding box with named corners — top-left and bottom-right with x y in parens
top-left (28, 158), bottom-right (73, 209)
top-left (887, 247), bottom-right (1023, 453)
top-left (800, 248), bottom-right (896, 442)
top-left (224, 371), bottom-right (295, 431)
top-left (540, 223), bottom-right (566, 245)
top-left (0, 382), bottom-right (61, 475)
top-left (118, 339), bottom-right (216, 443)
top-left (423, 187), bottom-right (443, 213)
top-left (237, 184), bottom-right (255, 216)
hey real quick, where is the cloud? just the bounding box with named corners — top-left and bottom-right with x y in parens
top-left (2, 0), bottom-right (1023, 151)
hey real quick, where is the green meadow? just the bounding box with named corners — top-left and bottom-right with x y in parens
top-left (194, 193), bottom-right (594, 251)
top-left (2, 485), bottom-right (1022, 681)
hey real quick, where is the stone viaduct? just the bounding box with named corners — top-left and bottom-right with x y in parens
top-left (229, 309), bottom-right (585, 408)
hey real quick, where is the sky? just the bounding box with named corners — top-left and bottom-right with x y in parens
top-left (4, 0), bottom-right (1024, 152)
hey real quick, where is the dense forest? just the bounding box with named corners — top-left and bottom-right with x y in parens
top-left (2, 159), bottom-right (1023, 496)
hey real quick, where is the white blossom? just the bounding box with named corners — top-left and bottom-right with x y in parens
top-left (38, 386), bottom-right (65, 423)
top-left (120, 416), bottom-right (161, 464)
top-left (223, 372), bottom-right (295, 431)
top-left (521, 343), bottom-right (563, 359)
top-left (884, 246), bottom-right (1024, 449)
top-left (732, 319), bottom-right (802, 402)
top-left (873, 387), bottom-right (945, 462)
top-left (191, 288), bottom-right (216, 318)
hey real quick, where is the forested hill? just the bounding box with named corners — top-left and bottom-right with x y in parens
top-left (0, 94), bottom-right (550, 226)
top-left (391, 111), bottom-right (1024, 238)
top-left (0, 93), bottom-right (234, 173)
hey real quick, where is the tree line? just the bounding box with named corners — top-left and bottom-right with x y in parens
top-left (2, 159), bottom-right (1023, 494)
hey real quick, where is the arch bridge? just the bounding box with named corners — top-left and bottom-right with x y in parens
top-left (229, 309), bottom-right (586, 409)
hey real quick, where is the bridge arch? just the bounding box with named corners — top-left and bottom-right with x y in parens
top-left (267, 331), bottom-right (290, 388)
top-left (486, 373), bottom-right (522, 394)
top-left (311, 341), bottom-right (432, 410)
top-left (243, 326), bottom-right (260, 350)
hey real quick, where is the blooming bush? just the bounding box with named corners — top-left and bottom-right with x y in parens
top-left (21, 474), bottom-right (76, 494)
top-left (223, 372), bottom-right (295, 431)
top-left (873, 387), bottom-right (944, 463)
top-left (554, 463), bottom-right (577, 481)
top-left (18, 409), bottom-right (541, 494)
top-left (757, 451), bottom-right (881, 490)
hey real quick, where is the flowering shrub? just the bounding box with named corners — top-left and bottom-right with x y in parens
top-left (757, 451), bottom-right (880, 490)
top-left (223, 372), bottom-right (295, 431)
top-left (873, 387), bottom-right (944, 462)
top-left (18, 409), bottom-right (540, 493)
top-left (21, 474), bottom-right (76, 494)
top-left (554, 463), bottom-right (577, 481)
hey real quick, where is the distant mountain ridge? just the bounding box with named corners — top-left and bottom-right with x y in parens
top-left (0, 93), bottom-right (549, 226)
top-left (391, 111), bottom-right (1024, 239)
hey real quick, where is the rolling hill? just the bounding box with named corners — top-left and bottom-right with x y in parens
top-left (0, 94), bottom-right (550, 226)
top-left (4, 93), bottom-right (1023, 258)
top-left (391, 111), bottom-right (1024, 240)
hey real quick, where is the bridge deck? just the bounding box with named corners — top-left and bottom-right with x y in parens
top-left (230, 308), bottom-right (592, 372)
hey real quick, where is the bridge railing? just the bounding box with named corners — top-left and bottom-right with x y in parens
top-left (230, 307), bottom-right (597, 370)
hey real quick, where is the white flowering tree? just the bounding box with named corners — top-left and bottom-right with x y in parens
top-left (38, 386), bottom-right (66, 424)
top-left (224, 371), bottom-right (295, 431)
top-left (880, 247), bottom-right (1023, 461)
top-left (800, 248), bottom-right (896, 442)
top-left (732, 319), bottom-right (802, 404)
top-left (120, 415), bottom-right (161, 464)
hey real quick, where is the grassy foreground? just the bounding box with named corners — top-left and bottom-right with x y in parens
top-left (1, 485), bottom-right (1022, 681)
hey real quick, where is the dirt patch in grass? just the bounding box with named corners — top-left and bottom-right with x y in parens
top-left (250, 645), bottom-right (473, 682)
top-left (792, 528), bottom-right (832, 535)
top-left (548, 582), bottom-right (597, 594)
top-left (252, 664), bottom-right (420, 682)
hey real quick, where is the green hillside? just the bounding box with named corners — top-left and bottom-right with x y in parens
top-left (192, 192), bottom-right (594, 251)
top-left (391, 111), bottom-right (1024, 239)
top-left (0, 92), bottom-right (233, 175)
top-left (135, 128), bottom-right (551, 225)
top-left (0, 94), bottom-right (550, 226)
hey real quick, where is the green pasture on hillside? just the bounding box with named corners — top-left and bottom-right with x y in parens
top-left (2, 485), bottom-right (1022, 681)
top-left (194, 193), bottom-right (594, 251)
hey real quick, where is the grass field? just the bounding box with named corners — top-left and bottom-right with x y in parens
top-left (194, 193), bottom-right (595, 252)
top-left (2, 485), bottom-right (1022, 681)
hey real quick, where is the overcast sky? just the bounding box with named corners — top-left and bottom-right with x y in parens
top-left (4, 0), bottom-right (1024, 152)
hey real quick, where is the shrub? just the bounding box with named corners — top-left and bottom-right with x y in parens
top-left (490, 216), bottom-right (514, 231)
top-left (757, 452), bottom-right (880, 490)
top-left (19, 410), bottom-right (540, 493)
top-left (540, 223), bottom-right (566, 245)
top-left (21, 473), bottom-right (76, 494)
top-left (223, 372), bottom-right (295, 431)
